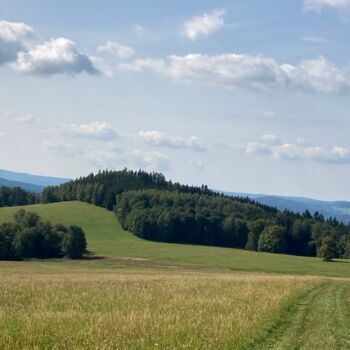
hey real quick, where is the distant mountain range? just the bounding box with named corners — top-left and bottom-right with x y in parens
top-left (0, 168), bottom-right (70, 193)
top-left (0, 177), bottom-right (43, 193)
top-left (220, 191), bottom-right (350, 224)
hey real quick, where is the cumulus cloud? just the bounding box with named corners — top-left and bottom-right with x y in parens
top-left (304, 0), bottom-right (350, 12)
top-left (182, 9), bottom-right (225, 40)
top-left (245, 134), bottom-right (350, 164)
top-left (43, 137), bottom-right (171, 172)
top-left (137, 130), bottom-right (207, 151)
top-left (0, 20), bottom-right (99, 76)
top-left (0, 20), bottom-right (34, 64)
top-left (64, 121), bottom-right (118, 140)
top-left (98, 41), bottom-right (135, 60)
top-left (130, 149), bottom-right (170, 171)
top-left (10, 37), bottom-right (99, 76)
top-left (120, 54), bottom-right (349, 94)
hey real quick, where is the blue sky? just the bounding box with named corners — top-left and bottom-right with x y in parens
top-left (1, 0), bottom-right (350, 200)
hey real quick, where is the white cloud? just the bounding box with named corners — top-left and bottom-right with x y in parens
top-left (303, 35), bottom-right (329, 43)
top-left (42, 140), bottom-right (83, 157)
top-left (0, 131), bottom-right (10, 137)
top-left (182, 9), bottom-right (225, 40)
top-left (64, 121), bottom-right (117, 140)
top-left (0, 20), bottom-right (99, 76)
top-left (262, 111), bottom-right (277, 118)
top-left (304, 0), bottom-right (350, 12)
top-left (0, 20), bottom-right (34, 64)
top-left (11, 37), bottom-right (99, 76)
top-left (130, 149), bottom-right (170, 171)
top-left (245, 135), bottom-right (350, 164)
top-left (84, 148), bottom-right (122, 169)
top-left (15, 114), bottom-right (39, 124)
top-left (133, 24), bottom-right (145, 36)
top-left (190, 159), bottom-right (204, 170)
top-left (261, 134), bottom-right (280, 144)
top-left (97, 41), bottom-right (135, 60)
top-left (84, 146), bottom-right (170, 172)
top-left (120, 54), bottom-right (349, 94)
top-left (137, 130), bottom-right (207, 151)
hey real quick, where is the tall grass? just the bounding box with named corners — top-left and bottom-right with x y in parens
top-left (0, 263), bottom-right (320, 349)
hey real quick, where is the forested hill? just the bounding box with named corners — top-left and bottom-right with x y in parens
top-left (39, 169), bottom-right (350, 260)
top-left (41, 169), bottom-right (213, 210)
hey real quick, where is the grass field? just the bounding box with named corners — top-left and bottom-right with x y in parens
top-left (0, 201), bottom-right (349, 278)
top-left (0, 261), bottom-right (334, 350)
top-left (1, 201), bottom-right (350, 349)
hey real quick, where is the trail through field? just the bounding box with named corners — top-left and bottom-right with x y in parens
top-left (250, 280), bottom-right (350, 350)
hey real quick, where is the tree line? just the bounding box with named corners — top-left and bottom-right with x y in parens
top-left (116, 189), bottom-right (350, 261)
top-left (0, 209), bottom-right (86, 260)
top-left (1, 169), bottom-right (348, 261)
top-left (0, 186), bottom-right (38, 207)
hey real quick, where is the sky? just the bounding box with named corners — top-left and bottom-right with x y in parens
top-left (1, 0), bottom-right (350, 200)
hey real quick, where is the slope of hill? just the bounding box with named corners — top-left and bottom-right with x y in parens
top-left (0, 201), bottom-right (349, 277)
top-left (221, 191), bottom-right (350, 223)
top-left (0, 177), bottom-right (43, 193)
top-left (0, 168), bottom-right (70, 187)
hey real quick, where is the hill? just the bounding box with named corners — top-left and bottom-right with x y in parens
top-left (0, 177), bottom-right (43, 193)
top-left (221, 191), bottom-right (350, 223)
top-left (0, 168), bottom-right (70, 187)
top-left (0, 201), bottom-right (349, 278)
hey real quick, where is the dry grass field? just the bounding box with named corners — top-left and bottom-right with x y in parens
top-left (0, 261), bottom-right (325, 350)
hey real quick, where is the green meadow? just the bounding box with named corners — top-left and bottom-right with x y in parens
top-left (0, 201), bottom-right (350, 349)
top-left (0, 201), bottom-right (349, 277)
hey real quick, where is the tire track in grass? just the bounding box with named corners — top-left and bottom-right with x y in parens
top-left (247, 280), bottom-right (350, 350)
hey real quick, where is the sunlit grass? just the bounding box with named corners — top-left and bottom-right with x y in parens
top-left (0, 201), bottom-right (349, 278)
top-left (0, 262), bottom-right (320, 349)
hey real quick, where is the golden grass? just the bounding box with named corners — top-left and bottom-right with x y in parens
top-left (0, 262), bottom-right (322, 349)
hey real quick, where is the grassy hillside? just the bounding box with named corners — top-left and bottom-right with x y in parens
top-left (0, 201), bottom-right (349, 277)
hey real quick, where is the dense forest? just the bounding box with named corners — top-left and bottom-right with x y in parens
top-left (41, 169), bottom-right (212, 210)
top-left (1, 169), bottom-right (349, 260)
top-left (116, 190), bottom-right (350, 260)
top-left (0, 209), bottom-right (86, 260)
top-left (0, 186), bottom-right (38, 207)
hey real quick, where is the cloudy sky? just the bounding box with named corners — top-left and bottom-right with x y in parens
top-left (1, 0), bottom-right (350, 200)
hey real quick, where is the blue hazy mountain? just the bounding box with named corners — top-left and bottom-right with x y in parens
top-left (0, 168), bottom-right (70, 187)
top-left (219, 191), bottom-right (350, 224)
top-left (0, 177), bottom-right (43, 193)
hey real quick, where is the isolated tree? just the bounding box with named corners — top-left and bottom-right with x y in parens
top-left (258, 225), bottom-right (286, 253)
top-left (318, 235), bottom-right (337, 261)
top-left (61, 225), bottom-right (87, 259)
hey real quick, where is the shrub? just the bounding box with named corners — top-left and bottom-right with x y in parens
top-left (61, 225), bottom-right (87, 259)
top-left (0, 210), bottom-right (86, 260)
